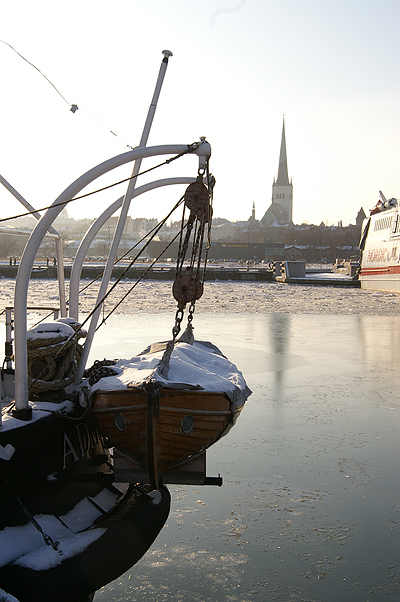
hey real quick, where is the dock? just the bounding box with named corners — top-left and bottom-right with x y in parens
top-left (276, 275), bottom-right (360, 287)
top-left (0, 262), bottom-right (274, 282)
top-left (0, 260), bottom-right (362, 286)
top-left (274, 261), bottom-right (360, 287)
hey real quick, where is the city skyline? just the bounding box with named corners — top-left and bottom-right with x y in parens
top-left (1, 1), bottom-right (399, 228)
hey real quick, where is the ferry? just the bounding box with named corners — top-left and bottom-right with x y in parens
top-left (358, 192), bottom-right (400, 293)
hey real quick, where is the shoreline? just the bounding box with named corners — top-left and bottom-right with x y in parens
top-left (1, 278), bottom-right (400, 318)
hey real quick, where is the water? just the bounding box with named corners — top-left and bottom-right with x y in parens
top-left (1, 280), bottom-right (400, 601)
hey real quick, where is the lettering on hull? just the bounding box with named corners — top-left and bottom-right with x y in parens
top-left (63, 420), bottom-right (104, 469)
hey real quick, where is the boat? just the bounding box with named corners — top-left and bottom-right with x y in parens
top-left (91, 332), bottom-right (249, 489)
top-left (358, 190), bottom-right (400, 292)
top-left (0, 50), bottom-right (250, 601)
top-left (0, 315), bottom-right (171, 602)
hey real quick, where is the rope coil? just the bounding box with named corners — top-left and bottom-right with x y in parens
top-left (83, 359), bottom-right (118, 386)
top-left (27, 320), bottom-right (87, 396)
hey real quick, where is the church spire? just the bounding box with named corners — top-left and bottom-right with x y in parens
top-left (275, 117), bottom-right (289, 186)
top-left (270, 115), bottom-right (293, 223)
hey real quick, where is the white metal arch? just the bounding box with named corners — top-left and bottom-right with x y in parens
top-left (14, 141), bottom-right (211, 410)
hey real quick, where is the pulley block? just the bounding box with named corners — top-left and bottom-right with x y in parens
top-left (172, 272), bottom-right (204, 306)
top-left (184, 181), bottom-right (209, 215)
top-left (201, 202), bottom-right (213, 224)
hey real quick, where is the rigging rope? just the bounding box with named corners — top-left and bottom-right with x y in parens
top-left (74, 200), bottom-right (183, 299)
top-left (159, 161), bottom-right (214, 376)
top-left (16, 497), bottom-right (62, 554)
top-left (2, 145), bottom-right (213, 390)
top-left (96, 229), bottom-right (184, 330)
top-left (0, 40), bottom-right (72, 109)
top-left (0, 39), bottom-right (134, 149)
top-left (77, 197), bottom-right (185, 332)
top-left (0, 141), bottom-right (205, 224)
top-left (49, 195), bottom-right (187, 362)
top-left (25, 214), bottom-right (167, 331)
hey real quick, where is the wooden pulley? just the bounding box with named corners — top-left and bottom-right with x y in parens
top-left (172, 272), bottom-right (204, 305)
top-left (198, 202), bottom-right (213, 224)
top-left (184, 181), bottom-right (209, 214)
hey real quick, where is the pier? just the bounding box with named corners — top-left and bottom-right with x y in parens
top-left (0, 261), bottom-right (274, 282)
top-left (0, 260), bottom-right (362, 286)
top-left (274, 260), bottom-right (360, 288)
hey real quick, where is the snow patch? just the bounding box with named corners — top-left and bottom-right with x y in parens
top-left (0, 400), bottom-right (75, 432)
top-left (26, 321), bottom-right (75, 341)
top-left (88, 339), bottom-right (251, 408)
top-left (0, 488), bottom-right (124, 568)
top-left (16, 528), bottom-right (106, 570)
top-left (0, 588), bottom-right (20, 602)
top-left (147, 490), bottom-right (163, 505)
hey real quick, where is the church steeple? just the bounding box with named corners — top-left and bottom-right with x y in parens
top-left (276, 118), bottom-right (289, 186)
top-left (271, 116), bottom-right (293, 223)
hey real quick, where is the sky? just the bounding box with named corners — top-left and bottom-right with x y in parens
top-left (1, 0), bottom-right (400, 227)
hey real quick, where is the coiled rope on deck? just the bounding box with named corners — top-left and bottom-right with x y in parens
top-left (27, 319), bottom-right (87, 395)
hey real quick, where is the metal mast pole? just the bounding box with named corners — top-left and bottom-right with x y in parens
top-left (75, 50), bottom-right (173, 383)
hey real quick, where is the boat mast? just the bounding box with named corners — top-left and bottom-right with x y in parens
top-left (74, 50), bottom-right (173, 383)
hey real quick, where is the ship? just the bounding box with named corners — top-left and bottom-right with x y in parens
top-left (358, 191), bottom-right (400, 293)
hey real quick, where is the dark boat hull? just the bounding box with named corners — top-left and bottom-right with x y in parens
top-left (0, 404), bottom-right (170, 602)
top-left (0, 484), bottom-right (170, 602)
top-left (0, 405), bottom-right (110, 524)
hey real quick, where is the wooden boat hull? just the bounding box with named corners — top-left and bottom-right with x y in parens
top-left (92, 386), bottom-right (243, 487)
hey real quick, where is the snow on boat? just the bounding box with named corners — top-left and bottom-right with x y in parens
top-left (91, 334), bottom-right (250, 488)
top-left (0, 476), bottom-right (169, 602)
top-left (0, 317), bottom-right (170, 602)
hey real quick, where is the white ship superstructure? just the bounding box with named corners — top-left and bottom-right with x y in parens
top-left (359, 194), bottom-right (400, 292)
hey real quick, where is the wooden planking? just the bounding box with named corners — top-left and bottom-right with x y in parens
top-left (157, 424), bottom-right (224, 439)
top-left (157, 411), bottom-right (231, 422)
top-left (94, 389), bottom-right (232, 412)
top-left (159, 392), bottom-right (231, 412)
top-left (156, 417), bottom-right (229, 431)
top-left (164, 432), bottom-right (226, 445)
top-left (92, 387), bottom-right (242, 476)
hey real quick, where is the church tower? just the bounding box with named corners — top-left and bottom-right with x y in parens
top-left (271, 117), bottom-right (293, 223)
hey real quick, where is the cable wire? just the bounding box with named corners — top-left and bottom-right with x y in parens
top-left (0, 39), bottom-right (134, 148)
top-left (0, 141), bottom-right (202, 224)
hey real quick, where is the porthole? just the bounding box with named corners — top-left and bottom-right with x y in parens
top-left (114, 412), bottom-right (127, 432)
top-left (181, 414), bottom-right (195, 434)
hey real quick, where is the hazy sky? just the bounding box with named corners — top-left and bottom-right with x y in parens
top-left (1, 0), bottom-right (399, 227)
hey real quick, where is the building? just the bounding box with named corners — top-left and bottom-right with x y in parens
top-left (261, 117), bottom-right (293, 226)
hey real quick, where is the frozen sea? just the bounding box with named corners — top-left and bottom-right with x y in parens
top-left (1, 279), bottom-right (400, 602)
